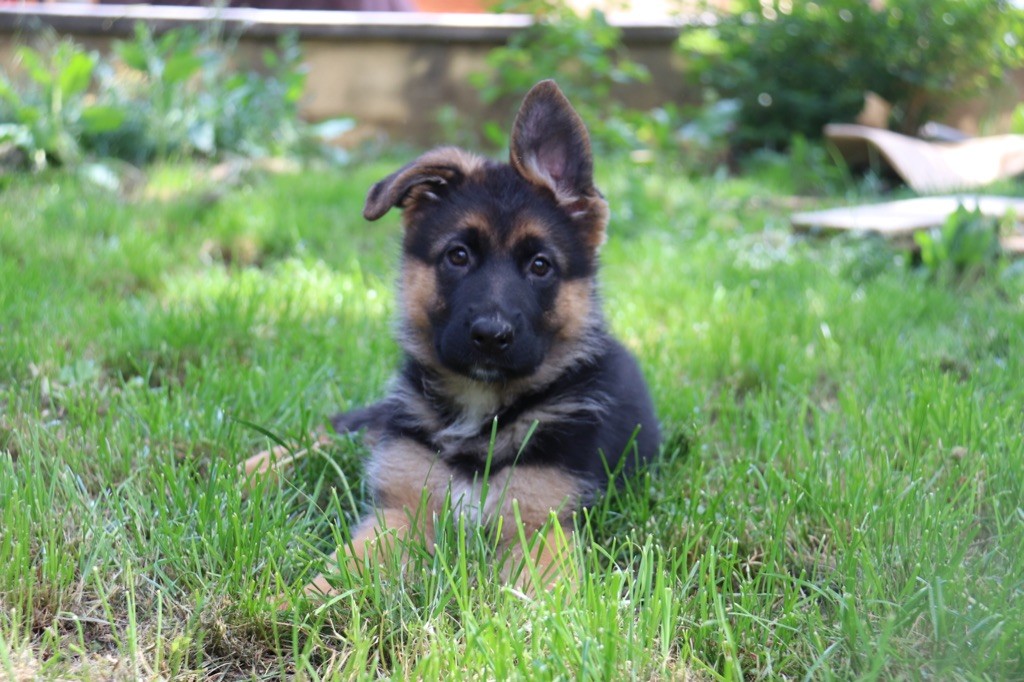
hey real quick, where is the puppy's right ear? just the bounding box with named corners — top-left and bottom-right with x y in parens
top-left (510, 80), bottom-right (608, 250)
top-left (363, 147), bottom-right (484, 221)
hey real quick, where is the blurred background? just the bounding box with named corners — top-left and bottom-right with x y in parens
top-left (2, 0), bottom-right (1023, 171)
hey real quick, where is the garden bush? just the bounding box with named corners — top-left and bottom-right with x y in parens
top-left (0, 39), bottom-right (126, 169)
top-left (0, 24), bottom-right (343, 170)
top-left (469, 0), bottom-right (655, 153)
top-left (683, 0), bottom-right (1024, 150)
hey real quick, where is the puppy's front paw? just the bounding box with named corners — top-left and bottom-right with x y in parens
top-left (239, 444), bottom-right (290, 483)
top-left (302, 570), bottom-right (340, 599)
top-left (504, 523), bottom-right (578, 597)
top-left (238, 429), bottom-right (332, 490)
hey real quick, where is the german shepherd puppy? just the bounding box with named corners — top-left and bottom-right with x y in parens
top-left (244, 80), bottom-right (659, 595)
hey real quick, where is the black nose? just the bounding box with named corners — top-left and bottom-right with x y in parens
top-left (471, 317), bottom-right (514, 354)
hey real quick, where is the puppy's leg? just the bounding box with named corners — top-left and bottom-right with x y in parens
top-left (302, 437), bottom-right (450, 597)
top-left (501, 517), bottom-right (576, 594)
top-left (329, 402), bottom-right (392, 444)
top-left (240, 401), bottom-right (391, 486)
top-left (303, 507), bottom-right (426, 596)
top-left (238, 427), bottom-right (332, 486)
top-left (484, 465), bottom-right (583, 593)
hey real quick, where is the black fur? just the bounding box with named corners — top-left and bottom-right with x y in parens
top-left (357, 336), bottom-right (658, 490)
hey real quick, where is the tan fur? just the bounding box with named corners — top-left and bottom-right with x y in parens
top-left (400, 260), bottom-right (438, 329)
top-left (511, 174), bottom-right (608, 253)
top-left (486, 457), bottom-right (583, 593)
top-left (548, 279), bottom-right (593, 341)
top-left (366, 437), bottom-right (581, 524)
top-left (242, 387), bottom-right (597, 600)
top-left (365, 146), bottom-right (487, 223)
top-left (485, 463), bottom-right (581, 531)
top-left (305, 507), bottom-right (415, 596)
top-left (502, 521), bottom-right (577, 594)
top-left (507, 289), bottom-right (605, 398)
top-left (506, 217), bottom-right (554, 250)
top-left (238, 429), bottom-right (332, 490)
top-left (580, 196), bottom-right (610, 250)
top-left (366, 438), bottom-right (453, 512)
top-left (406, 208), bottom-right (492, 257)
top-left (512, 167), bottom-right (608, 253)
top-left (398, 259), bottom-right (441, 367)
top-left (398, 272), bottom-right (601, 415)
top-left (424, 146), bottom-right (486, 180)
top-left (299, 435), bottom-right (585, 597)
top-left (452, 210), bottom-right (491, 237)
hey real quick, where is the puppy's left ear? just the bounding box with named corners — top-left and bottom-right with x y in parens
top-left (364, 147), bottom-right (483, 222)
top-left (510, 80), bottom-right (608, 248)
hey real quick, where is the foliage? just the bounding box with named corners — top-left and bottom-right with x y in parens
top-left (470, 0), bottom-right (651, 152)
top-left (0, 25), bottom-right (344, 170)
top-left (914, 204), bottom-right (1005, 281)
top-left (871, 0), bottom-right (1024, 130)
top-left (740, 134), bottom-right (862, 196)
top-left (99, 24), bottom-right (312, 163)
top-left (468, 0), bottom-right (733, 168)
top-left (0, 40), bottom-right (125, 169)
top-left (683, 0), bottom-right (1024, 150)
top-left (1011, 101), bottom-right (1024, 135)
top-left (671, 97), bottom-right (738, 169)
top-left (681, 0), bottom-right (873, 151)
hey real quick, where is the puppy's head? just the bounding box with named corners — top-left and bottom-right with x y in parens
top-left (365, 80), bottom-right (608, 387)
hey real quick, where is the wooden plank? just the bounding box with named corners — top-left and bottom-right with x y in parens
top-left (1002, 234), bottom-right (1024, 255)
top-left (791, 195), bottom-right (1024, 255)
top-left (792, 195), bottom-right (1024, 235)
top-left (825, 123), bottom-right (1024, 193)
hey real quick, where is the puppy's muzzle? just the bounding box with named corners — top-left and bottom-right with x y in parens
top-left (470, 315), bottom-right (515, 356)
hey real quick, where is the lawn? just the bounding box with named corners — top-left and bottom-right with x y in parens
top-left (1, 157), bottom-right (1022, 680)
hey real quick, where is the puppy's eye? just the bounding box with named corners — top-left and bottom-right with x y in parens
top-left (529, 255), bottom-right (553, 277)
top-left (446, 246), bottom-right (470, 267)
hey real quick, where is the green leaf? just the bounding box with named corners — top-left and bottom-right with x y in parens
top-left (483, 121), bottom-right (506, 148)
top-left (80, 105), bottom-right (127, 134)
top-left (914, 228), bottom-right (939, 269)
top-left (14, 105), bottom-right (41, 125)
top-left (116, 41), bottom-right (150, 72)
top-left (0, 77), bottom-right (21, 107)
top-left (58, 52), bottom-right (97, 98)
top-left (0, 123), bottom-right (32, 146)
top-left (284, 74), bottom-right (306, 104)
top-left (163, 54), bottom-right (204, 85)
top-left (232, 417), bottom-right (288, 448)
top-left (1012, 103), bottom-right (1024, 135)
top-left (15, 47), bottom-right (52, 87)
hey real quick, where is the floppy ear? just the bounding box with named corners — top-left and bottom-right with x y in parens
top-left (364, 147), bottom-right (484, 221)
top-left (509, 80), bottom-right (608, 246)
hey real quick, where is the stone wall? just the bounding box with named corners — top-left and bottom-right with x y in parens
top-left (0, 4), bottom-right (691, 145)
top-left (2, 4), bottom-right (1020, 144)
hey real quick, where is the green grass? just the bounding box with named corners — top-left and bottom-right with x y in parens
top-left (1, 157), bottom-right (1022, 680)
